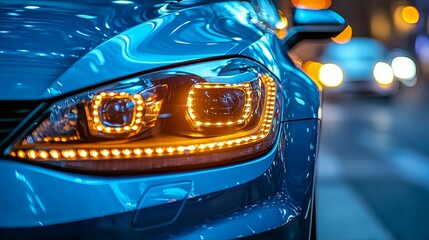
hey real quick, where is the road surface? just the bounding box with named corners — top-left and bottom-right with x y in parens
top-left (317, 79), bottom-right (429, 240)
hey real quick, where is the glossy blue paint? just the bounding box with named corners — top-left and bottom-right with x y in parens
top-left (0, 0), bottom-right (163, 99)
top-left (0, 132), bottom-right (278, 227)
top-left (0, 1), bottom-right (269, 99)
top-left (284, 8), bottom-right (347, 49)
top-left (44, 1), bottom-right (267, 98)
top-left (293, 8), bottom-right (347, 26)
top-left (132, 182), bottom-right (191, 229)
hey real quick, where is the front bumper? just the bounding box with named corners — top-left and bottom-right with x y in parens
top-left (0, 119), bottom-right (319, 239)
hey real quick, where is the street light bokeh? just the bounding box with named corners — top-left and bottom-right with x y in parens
top-left (291, 0), bottom-right (332, 9)
top-left (402, 6), bottom-right (420, 24)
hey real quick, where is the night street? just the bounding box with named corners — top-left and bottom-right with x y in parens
top-left (317, 78), bottom-right (429, 239)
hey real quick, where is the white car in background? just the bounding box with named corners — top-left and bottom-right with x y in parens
top-left (317, 37), bottom-right (417, 97)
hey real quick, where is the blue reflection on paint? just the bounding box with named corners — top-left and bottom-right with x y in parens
top-left (1, 0), bottom-right (225, 99)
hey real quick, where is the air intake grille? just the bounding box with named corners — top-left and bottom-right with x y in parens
top-left (0, 101), bottom-right (41, 142)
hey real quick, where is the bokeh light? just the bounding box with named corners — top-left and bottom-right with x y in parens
top-left (303, 61), bottom-right (322, 82)
top-left (275, 13), bottom-right (288, 40)
top-left (332, 25), bottom-right (352, 44)
top-left (373, 62), bottom-right (394, 86)
top-left (391, 57), bottom-right (417, 80)
top-left (319, 64), bottom-right (343, 88)
top-left (370, 11), bottom-right (391, 41)
top-left (402, 6), bottom-right (419, 24)
top-left (415, 35), bottom-right (429, 63)
top-left (394, 5), bottom-right (418, 33)
top-left (291, 0), bottom-right (331, 9)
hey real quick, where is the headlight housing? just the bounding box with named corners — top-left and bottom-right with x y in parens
top-left (9, 58), bottom-right (281, 173)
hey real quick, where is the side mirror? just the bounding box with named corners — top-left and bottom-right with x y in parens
top-left (285, 8), bottom-right (347, 48)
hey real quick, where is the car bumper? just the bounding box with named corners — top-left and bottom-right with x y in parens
top-left (0, 119), bottom-right (319, 239)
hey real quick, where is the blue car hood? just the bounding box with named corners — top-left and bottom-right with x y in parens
top-left (0, 0), bottom-right (263, 100)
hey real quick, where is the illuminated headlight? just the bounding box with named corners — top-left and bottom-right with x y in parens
top-left (373, 62), bottom-right (394, 86)
top-left (9, 59), bottom-right (281, 173)
top-left (391, 57), bottom-right (417, 80)
top-left (319, 63), bottom-right (343, 88)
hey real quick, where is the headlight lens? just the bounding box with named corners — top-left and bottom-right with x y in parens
top-left (9, 59), bottom-right (281, 173)
top-left (373, 62), bottom-right (394, 86)
top-left (319, 63), bottom-right (343, 88)
top-left (391, 56), bottom-right (417, 80)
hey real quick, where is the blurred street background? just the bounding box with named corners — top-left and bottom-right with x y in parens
top-left (317, 84), bottom-right (429, 240)
top-left (285, 0), bottom-right (429, 239)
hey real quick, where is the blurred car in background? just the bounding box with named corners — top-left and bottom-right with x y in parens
top-left (305, 37), bottom-right (417, 97)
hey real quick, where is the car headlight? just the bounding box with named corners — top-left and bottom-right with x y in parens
top-left (391, 56), bottom-right (417, 80)
top-left (8, 58), bottom-right (281, 173)
top-left (373, 62), bottom-right (394, 86)
top-left (319, 63), bottom-right (343, 88)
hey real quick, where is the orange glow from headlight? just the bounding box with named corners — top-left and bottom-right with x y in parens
top-left (402, 6), bottom-right (419, 24)
top-left (291, 0), bottom-right (331, 9)
top-left (332, 25), bottom-right (352, 44)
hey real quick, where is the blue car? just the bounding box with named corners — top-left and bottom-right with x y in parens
top-left (318, 38), bottom-right (418, 97)
top-left (0, 1), bottom-right (345, 239)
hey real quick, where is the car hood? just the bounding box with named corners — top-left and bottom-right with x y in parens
top-left (0, 0), bottom-right (263, 100)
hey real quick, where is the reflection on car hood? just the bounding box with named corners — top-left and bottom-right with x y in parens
top-left (0, 0), bottom-right (253, 100)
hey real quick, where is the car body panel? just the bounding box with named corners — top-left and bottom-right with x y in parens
top-left (45, 1), bottom-right (267, 98)
top-left (0, 0), bottom-right (174, 99)
top-left (0, 1), bottom-right (264, 100)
